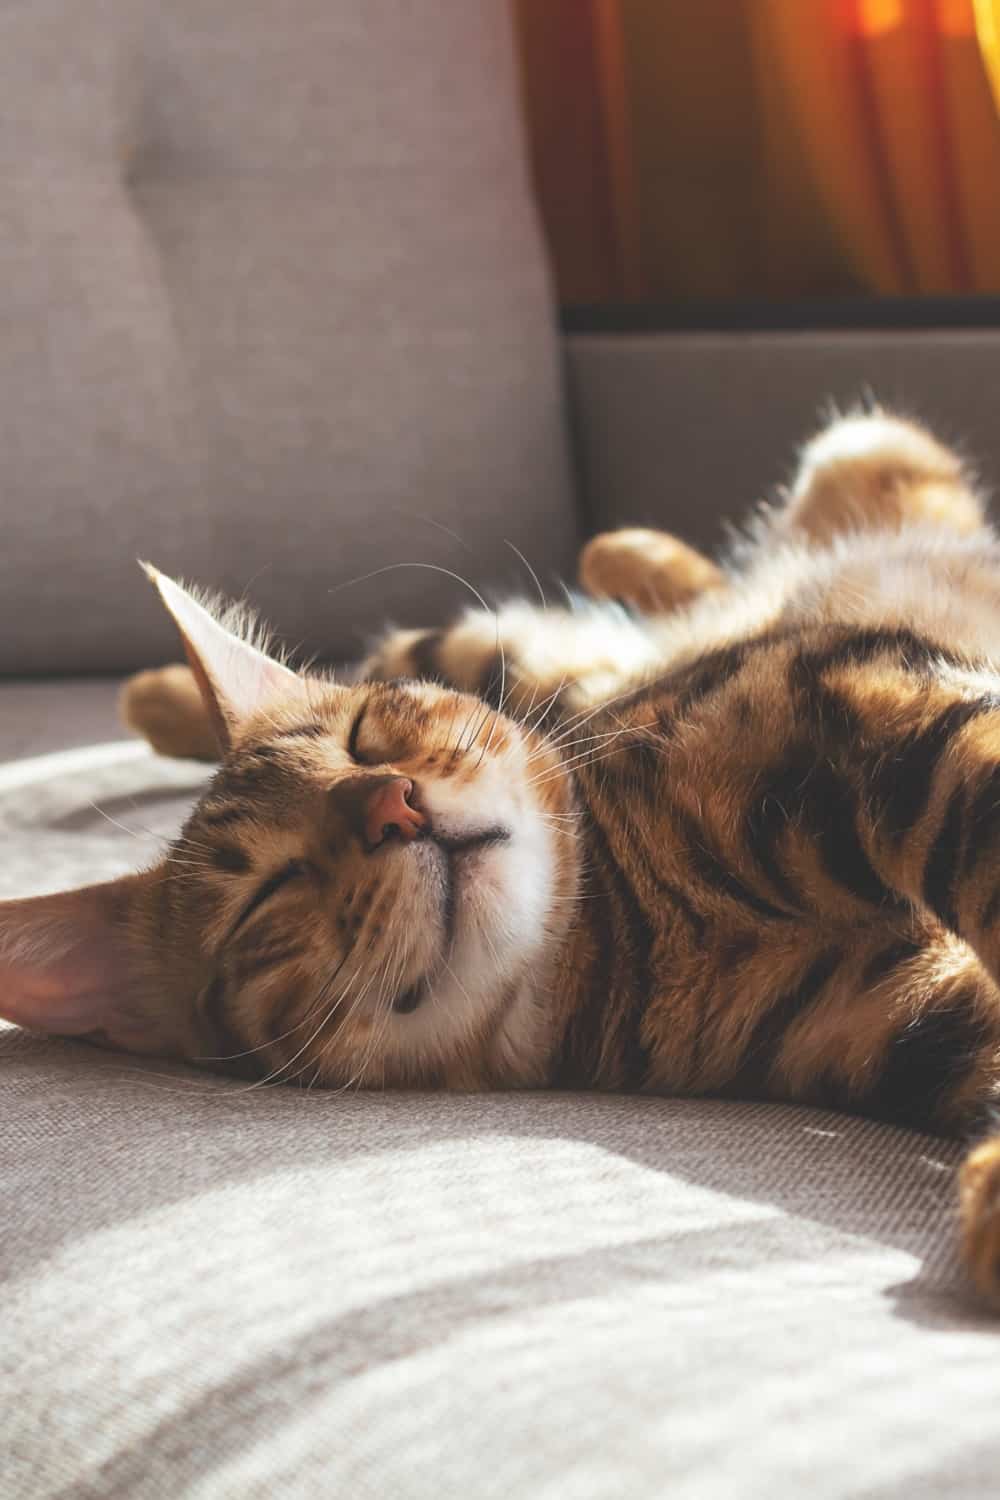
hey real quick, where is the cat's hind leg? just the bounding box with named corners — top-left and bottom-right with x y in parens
top-left (579, 529), bottom-right (726, 614)
top-left (780, 409), bottom-right (985, 544)
top-left (575, 412), bottom-right (986, 616)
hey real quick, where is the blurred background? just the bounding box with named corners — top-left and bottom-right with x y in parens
top-left (514, 0), bottom-right (1000, 306)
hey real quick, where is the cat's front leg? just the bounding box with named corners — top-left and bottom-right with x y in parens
top-left (363, 599), bottom-right (663, 720)
top-left (120, 664), bottom-right (220, 761)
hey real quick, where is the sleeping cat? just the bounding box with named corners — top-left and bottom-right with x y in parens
top-left (4, 408), bottom-right (1000, 1304)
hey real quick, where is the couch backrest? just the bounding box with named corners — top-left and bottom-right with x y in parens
top-left (0, 1), bottom-right (576, 675)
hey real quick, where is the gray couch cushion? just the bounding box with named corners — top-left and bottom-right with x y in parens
top-left (0, 689), bottom-right (203, 901)
top-left (568, 329), bottom-right (1000, 550)
top-left (3, 682), bottom-right (1000, 1497)
top-left (0, 2), bottom-right (576, 675)
top-left (3, 1051), bottom-right (987, 1500)
top-left (0, 678), bottom-right (125, 761)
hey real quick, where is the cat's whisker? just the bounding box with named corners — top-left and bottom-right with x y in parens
top-left (228, 959), bottom-right (370, 1095)
top-left (364, 952), bottom-right (408, 1092)
top-left (338, 954), bottom-right (398, 1090)
top-left (467, 623), bottom-right (508, 762)
top-left (543, 667), bottom-right (655, 741)
top-left (195, 949), bottom-right (354, 1066)
top-left (504, 539), bottom-right (548, 613)
top-left (477, 690), bottom-right (505, 764)
top-left (441, 958), bottom-right (477, 1026)
top-left (543, 700), bottom-right (627, 741)
top-left (455, 659), bottom-right (504, 756)
top-left (328, 560), bottom-right (495, 625)
top-left (388, 507), bottom-right (476, 556)
top-left (529, 749), bottom-right (634, 789)
top-left (528, 740), bottom-right (656, 792)
top-left (540, 700), bottom-right (660, 761)
top-left (444, 694), bottom-right (464, 752)
top-left (461, 694), bottom-right (491, 756)
top-left (528, 706), bottom-right (615, 761)
top-left (541, 821), bottom-right (582, 843)
top-left (520, 677), bottom-right (570, 738)
top-left (315, 956), bottom-right (395, 1093)
top-left (526, 724), bottom-right (658, 788)
top-left (87, 803), bottom-right (169, 843)
top-left (451, 702), bottom-right (481, 759)
top-left (514, 678), bottom-right (543, 735)
top-left (477, 696), bottom-right (505, 768)
top-left (271, 963), bottom-right (376, 1090)
top-left (526, 724), bottom-right (643, 767)
top-left (483, 546), bottom-right (569, 757)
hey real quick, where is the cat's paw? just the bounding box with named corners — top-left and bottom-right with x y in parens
top-left (579, 528), bottom-right (725, 614)
top-left (784, 411), bottom-right (983, 543)
top-left (362, 623), bottom-right (499, 696)
top-left (363, 602), bottom-right (658, 716)
top-left (120, 664), bottom-right (219, 761)
top-left (959, 1138), bottom-right (1000, 1308)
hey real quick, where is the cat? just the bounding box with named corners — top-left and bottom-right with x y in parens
top-left (4, 408), bottom-right (1000, 1305)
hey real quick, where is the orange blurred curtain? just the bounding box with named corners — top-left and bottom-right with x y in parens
top-left (976, 0), bottom-right (1000, 104)
top-left (513, 0), bottom-right (1000, 302)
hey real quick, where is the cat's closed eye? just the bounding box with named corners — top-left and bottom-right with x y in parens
top-left (346, 703), bottom-right (380, 765)
top-left (346, 700), bottom-right (410, 768)
top-left (231, 860), bottom-right (308, 934)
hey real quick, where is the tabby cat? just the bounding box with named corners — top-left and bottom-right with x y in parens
top-left (4, 410), bottom-right (1000, 1304)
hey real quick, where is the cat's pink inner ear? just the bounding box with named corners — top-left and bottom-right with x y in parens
top-left (143, 565), bottom-right (305, 751)
top-left (0, 878), bottom-right (152, 1047)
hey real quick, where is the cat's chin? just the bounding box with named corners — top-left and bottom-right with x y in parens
top-left (378, 815), bottom-right (557, 1071)
top-left (397, 835), bottom-right (537, 1013)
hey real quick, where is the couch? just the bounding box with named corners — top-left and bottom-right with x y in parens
top-left (3, 5), bottom-right (1000, 1496)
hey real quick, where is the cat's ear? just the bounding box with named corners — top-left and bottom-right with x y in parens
top-left (143, 565), bottom-right (306, 752)
top-left (0, 875), bottom-right (168, 1053)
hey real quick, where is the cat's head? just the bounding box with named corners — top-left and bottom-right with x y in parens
top-left (0, 572), bottom-right (579, 1088)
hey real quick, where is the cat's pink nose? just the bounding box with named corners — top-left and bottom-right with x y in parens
top-left (364, 777), bottom-right (426, 849)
